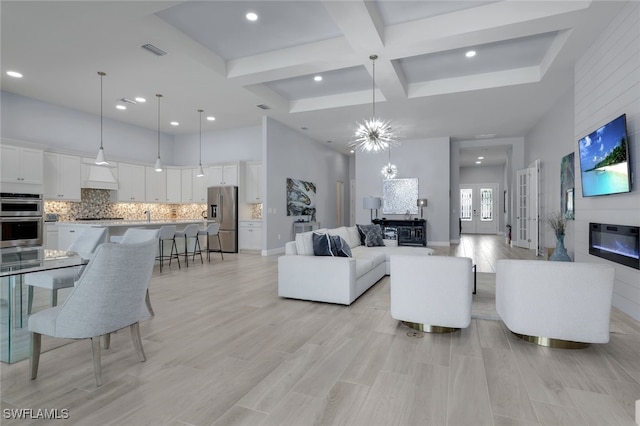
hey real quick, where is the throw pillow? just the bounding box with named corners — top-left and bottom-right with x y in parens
top-left (357, 224), bottom-right (384, 247)
top-left (312, 232), bottom-right (352, 257)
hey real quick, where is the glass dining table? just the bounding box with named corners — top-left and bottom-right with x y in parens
top-left (0, 246), bottom-right (88, 363)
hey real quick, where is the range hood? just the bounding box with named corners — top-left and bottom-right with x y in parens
top-left (81, 161), bottom-right (118, 190)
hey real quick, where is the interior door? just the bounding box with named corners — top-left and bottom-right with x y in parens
top-left (460, 184), bottom-right (498, 234)
top-left (516, 162), bottom-right (540, 252)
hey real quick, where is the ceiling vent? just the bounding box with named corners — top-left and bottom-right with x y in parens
top-left (256, 104), bottom-right (270, 110)
top-left (141, 43), bottom-right (168, 56)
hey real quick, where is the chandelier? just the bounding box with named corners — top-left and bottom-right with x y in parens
top-left (352, 55), bottom-right (398, 152)
top-left (381, 147), bottom-right (397, 179)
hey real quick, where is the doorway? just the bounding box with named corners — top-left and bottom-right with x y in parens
top-left (459, 183), bottom-right (499, 234)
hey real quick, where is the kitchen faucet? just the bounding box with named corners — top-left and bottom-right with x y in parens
top-left (145, 210), bottom-right (151, 223)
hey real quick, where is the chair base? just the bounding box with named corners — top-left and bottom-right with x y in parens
top-left (401, 321), bottom-right (459, 334)
top-left (511, 332), bottom-right (590, 349)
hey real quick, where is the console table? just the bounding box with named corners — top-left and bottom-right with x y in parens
top-left (372, 219), bottom-right (427, 246)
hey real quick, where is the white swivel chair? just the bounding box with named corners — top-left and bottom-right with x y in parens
top-left (390, 255), bottom-right (473, 333)
top-left (197, 223), bottom-right (224, 262)
top-left (28, 238), bottom-right (157, 387)
top-left (175, 224), bottom-right (203, 267)
top-left (156, 225), bottom-right (180, 272)
top-left (26, 227), bottom-right (108, 314)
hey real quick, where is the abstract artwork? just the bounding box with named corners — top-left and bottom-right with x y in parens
top-left (287, 178), bottom-right (316, 219)
top-left (560, 152), bottom-right (575, 220)
top-left (382, 178), bottom-right (418, 215)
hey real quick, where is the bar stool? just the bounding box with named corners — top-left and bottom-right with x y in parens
top-left (197, 223), bottom-right (224, 262)
top-left (175, 224), bottom-right (203, 267)
top-left (156, 225), bottom-right (180, 272)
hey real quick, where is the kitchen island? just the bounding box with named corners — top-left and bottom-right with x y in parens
top-left (57, 219), bottom-right (211, 249)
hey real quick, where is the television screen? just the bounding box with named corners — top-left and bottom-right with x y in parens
top-left (578, 114), bottom-right (631, 197)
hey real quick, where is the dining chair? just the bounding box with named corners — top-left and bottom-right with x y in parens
top-left (197, 223), bottom-right (224, 262)
top-left (28, 238), bottom-right (157, 387)
top-left (26, 227), bottom-right (108, 314)
top-left (174, 224), bottom-right (203, 267)
top-left (118, 228), bottom-right (160, 317)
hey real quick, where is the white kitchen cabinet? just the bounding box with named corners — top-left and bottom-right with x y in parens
top-left (44, 152), bottom-right (81, 201)
top-left (145, 166), bottom-right (167, 203)
top-left (207, 163), bottom-right (238, 186)
top-left (44, 223), bottom-right (59, 250)
top-left (1, 145), bottom-right (43, 184)
top-left (57, 225), bottom-right (88, 250)
top-left (117, 163), bottom-right (145, 202)
top-left (181, 168), bottom-right (193, 203)
top-left (192, 168), bottom-right (207, 203)
top-left (239, 221), bottom-right (262, 251)
top-left (166, 168), bottom-right (181, 203)
top-left (245, 163), bottom-right (262, 203)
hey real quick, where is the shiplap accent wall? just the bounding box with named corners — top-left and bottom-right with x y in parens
top-left (574, 1), bottom-right (640, 320)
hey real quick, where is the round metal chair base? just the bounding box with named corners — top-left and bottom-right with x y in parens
top-left (401, 321), bottom-right (460, 334)
top-left (512, 332), bottom-right (590, 349)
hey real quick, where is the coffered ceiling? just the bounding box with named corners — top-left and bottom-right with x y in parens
top-left (0, 1), bottom-right (626, 159)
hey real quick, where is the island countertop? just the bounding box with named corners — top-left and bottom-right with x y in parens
top-left (57, 219), bottom-right (212, 227)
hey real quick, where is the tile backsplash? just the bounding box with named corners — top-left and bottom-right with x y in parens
top-left (45, 189), bottom-right (206, 221)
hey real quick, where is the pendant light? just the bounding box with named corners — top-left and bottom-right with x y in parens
top-left (352, 55), bottom-right (397, 152)
top-left (381, 147), bottom-right (398, 179)
top-left (196, 109), bottom-right (205, 177)
top-left (95, 71), bottom-right (108, 165)
top-left (154, 94), bottom-right (163, 172)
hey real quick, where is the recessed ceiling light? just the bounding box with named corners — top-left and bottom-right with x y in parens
top-left (478, 156), bottom-right (484, 160)
top-left (135, 97), bottom-right (146, 103)
top-left (206, 116), bottom-right (215, 121)
top-left (475, 161), bottom-right (482, 164)
top-left (465, 50), bottom-right (476, 58)
top-left (7, 71), bottom-right (23, 78)
top-left (170, 121), bottom-right (179, 126)
top-left (350, 150), bottom-right (355, 154)
top-left (314, 75), bottom-right (323, 82)
top-left (116, 105), bottom-right (126, 110)
top-left (246, 12), bottom-right (258, 21)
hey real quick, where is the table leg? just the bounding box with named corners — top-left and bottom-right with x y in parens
top-left (472, 264), bottom-right (477, 295)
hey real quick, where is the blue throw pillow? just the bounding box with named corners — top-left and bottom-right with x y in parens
top-left (312, 233), bottom-right (352, 257)
top-left (357, 224), bottom-right (384, 246)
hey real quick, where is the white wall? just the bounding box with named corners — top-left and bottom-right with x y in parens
top-left (573, 1), bottom-right (640, 320)
top-left (525, 89), bottom-right (575, 256)
top-left (172, 126), bottom-right (262, 166)
top-left (356, 138), bottom-right (451, 246)
top-left (263, 117), bottom-right (350, 253)
top-left (1, 91), bottom-right (174, 165)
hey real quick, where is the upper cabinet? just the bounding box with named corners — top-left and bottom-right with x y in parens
top-left (117, 163), bottom-right (145, 202)
top-left (145, 167), bottom-right (166, 203)
top-left (166, 168), bottom-right (181, 203)
top-left (181, 168), bottom-right (193, 203)
top-left (207, 163), bottom-right (238, 186)
top-left (44, 152), bottom-right (81, 201)
top-left (245, 163), bottom-right (262, 203)
top-left (1, 145), bottom-right (43, 185)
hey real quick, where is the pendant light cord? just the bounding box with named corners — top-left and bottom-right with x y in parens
top-left (157, 94), bottom-right (161, 157)
top-left (371, 55), bottom-right (376, 118)
top-left (198, 109), bottom-right (203, 166)
top-left (99, 72), bottom-right (104, 150)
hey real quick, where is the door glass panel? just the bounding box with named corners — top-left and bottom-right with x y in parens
top-left (480, 188), bottom-right (493, 221)
top-left (460, 189), bottom-right (472, 221)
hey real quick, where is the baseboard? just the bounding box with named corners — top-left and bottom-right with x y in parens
top-left (429, 241), bottom-right (451, 247)
top-left (264, 247), bottom-right (284, 256)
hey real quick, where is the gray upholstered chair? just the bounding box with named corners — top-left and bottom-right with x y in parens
top-left (175, 224), bottom-right (203, 267)
top-left (118, 228), bottom-right (160, 317)
top-left (197, 223), bottom-right (224, 262)
top-left (156, 225), bottom-right (180, 272)
top-left (28, 238), bottom-right (157, 386)
top-left (26, 227), bottom-right (108, 314)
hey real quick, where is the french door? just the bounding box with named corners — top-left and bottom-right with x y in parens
top-left (459, 184), bottom-right (499, 234)
top-left (516, 161), bottom-right (540, 252)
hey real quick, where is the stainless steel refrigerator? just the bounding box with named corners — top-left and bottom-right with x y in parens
top-left (207, 186), bottom-right (238, 253)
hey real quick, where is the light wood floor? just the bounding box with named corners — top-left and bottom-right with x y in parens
top-left (2, 235), bottom-right (639, 425)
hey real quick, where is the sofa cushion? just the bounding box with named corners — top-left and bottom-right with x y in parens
top-left (328, 227), bottom-right (350, 245)
top-left (351, 246), bottom-right (386, 267)
top-left (295, 229), bottom-right (327, 256)
top-left (312, 233), bottom-right (352, 257)
top-left (360, 225), bottom-right (385, 247)
top-left (346, 226), bottom-right (361, 248)
top-left (355, 258), bottom-right (374, 278)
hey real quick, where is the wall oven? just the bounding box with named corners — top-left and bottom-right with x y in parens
top-left (0, 193), bottom-right (43, 248)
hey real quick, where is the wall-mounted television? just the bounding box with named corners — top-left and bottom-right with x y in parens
top-left (578, 114), bottom-right (631, 197)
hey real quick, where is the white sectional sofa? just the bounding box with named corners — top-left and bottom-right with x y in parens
top-left (278, 225), bottom-right (434, 305)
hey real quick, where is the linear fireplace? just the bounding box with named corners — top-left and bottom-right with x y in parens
top-left (589, 223), bottom-right (639, 270)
